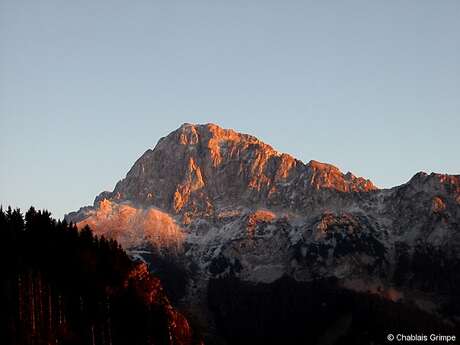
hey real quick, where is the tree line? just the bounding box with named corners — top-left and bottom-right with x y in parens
top-left (1, 207), bottom-right (198, 345)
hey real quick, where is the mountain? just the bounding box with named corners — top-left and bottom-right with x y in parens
top-left (70, 123), bottom-right (376, 218)
top-left (67, 123), bottom-right (460, 344)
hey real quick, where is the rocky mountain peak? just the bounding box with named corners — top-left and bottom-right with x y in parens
top-left (305, 159), bottom-right (376, 192)
top-left (92, 123), bottom-right (377, 218)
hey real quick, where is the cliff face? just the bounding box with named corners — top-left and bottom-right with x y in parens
top-left (66, 123), bottom-right (460, 341)
top-left (2, 208), bottom-right (201, 345)
top-left (85, 123), bottom-right (376, 217)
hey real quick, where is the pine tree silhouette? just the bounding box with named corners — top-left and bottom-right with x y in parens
top-left (1, 207), bottom-right (197, 345)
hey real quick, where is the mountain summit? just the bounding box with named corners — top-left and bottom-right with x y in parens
top-left (82, 123), bottom-right (376, 216)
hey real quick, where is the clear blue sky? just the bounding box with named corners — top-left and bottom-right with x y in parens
top-left (1, 1), bottom-right (459, 219)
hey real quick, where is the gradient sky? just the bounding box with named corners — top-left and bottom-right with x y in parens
top-left (1, 1), bottom-right (459, 219)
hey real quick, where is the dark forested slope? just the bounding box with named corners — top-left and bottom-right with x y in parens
top-left (1, 207), bottom-right (201, 345)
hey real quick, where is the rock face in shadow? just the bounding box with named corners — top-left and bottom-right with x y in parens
top-left (65, 123), bottom-right (460, 343)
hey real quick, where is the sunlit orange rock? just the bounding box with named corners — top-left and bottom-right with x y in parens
top-left (77, 200), bottom-right (184, 251)
top-left (431, 196), bottom-right (446, 213)
top-left (246, 210), bottom-right (277, 237)
top-left (89, 123), bottom-right (378, 218)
